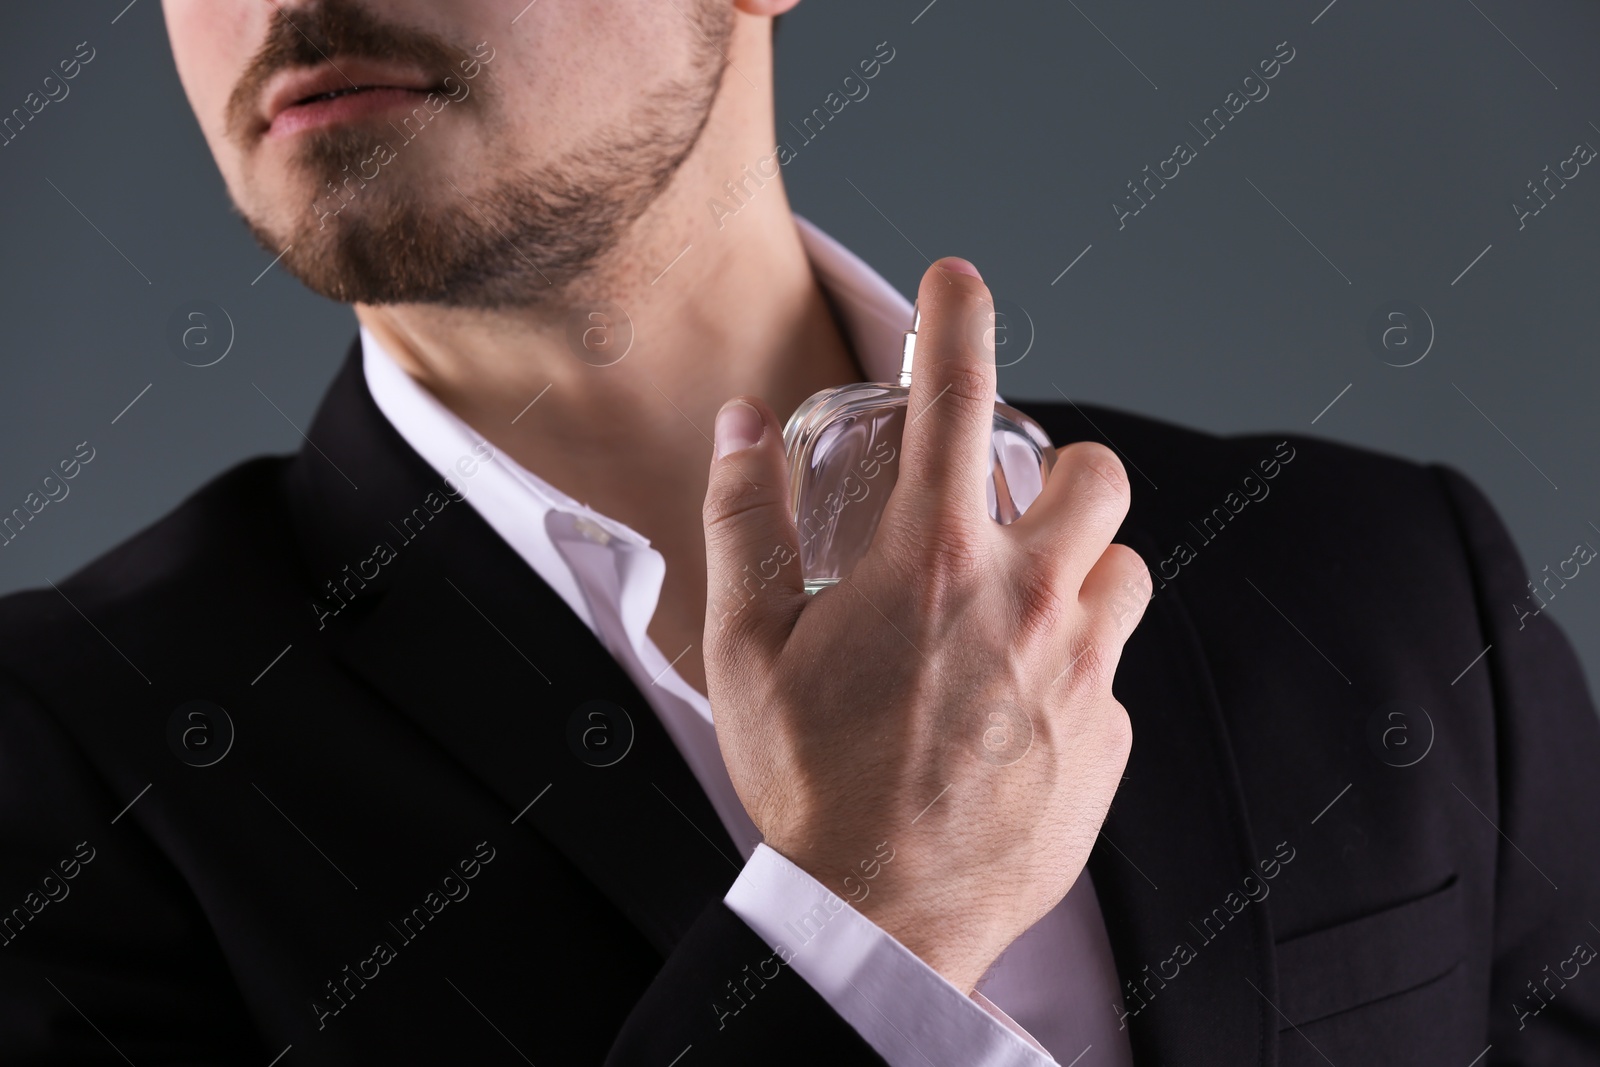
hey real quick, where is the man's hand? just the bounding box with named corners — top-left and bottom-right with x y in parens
top-left (701, 257), bottom-right (1150, 993)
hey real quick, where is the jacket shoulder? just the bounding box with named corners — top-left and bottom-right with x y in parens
top-left (1015, 398), bottom-right (1449, 522)
top-left (0, 455), bottom-right (299, 680)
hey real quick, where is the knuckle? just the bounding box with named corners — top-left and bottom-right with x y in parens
top-left (703, 471), bottom-right (779, 540)
top-left (707, 590), bottom-right (789, 663)
top-left (1066, 441), bottom-right (1131, 504)
top-left (929, 359), bottom-right (994, 407)
top-left (1017, 536), bottom-right (1071, 583)
top-left (1062, 634), bottom-right (1118, 691)
top-left (1013, 575), bottom-right (1071, 643)
top-left (914, 520), bottom-right (989, 587)
top-left (707, 580), bottom-right (764, 644)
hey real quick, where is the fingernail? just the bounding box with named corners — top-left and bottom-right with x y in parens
top-left (937, 257), bottom-right (983, 280)
top-left (714, 400), bottom-right (764, 458)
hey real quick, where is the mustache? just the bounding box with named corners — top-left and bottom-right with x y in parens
top-left (225, 0), bottom-right (477, 142)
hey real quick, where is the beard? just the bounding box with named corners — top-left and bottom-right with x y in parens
top-left (230, 0), bottom-right (730, 308)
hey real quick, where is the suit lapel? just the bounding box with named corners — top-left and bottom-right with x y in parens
top-left (1085, 528), bottom-right (1277, 1067)
top-left (286, 344), bottom-right (740, 958)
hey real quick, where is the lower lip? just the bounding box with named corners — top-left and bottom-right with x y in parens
top-left (267, 87), bottom-right (434, 139)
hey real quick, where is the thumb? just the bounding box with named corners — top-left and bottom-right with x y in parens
top-left (703, 396), bottom-right (805, 656)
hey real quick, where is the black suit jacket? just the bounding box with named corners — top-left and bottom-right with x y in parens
top-left (1, 342), bottom-right (1597, 1066)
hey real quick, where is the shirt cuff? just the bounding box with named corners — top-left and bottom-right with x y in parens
top-left (724, 843), bottom-right (1058, 1067)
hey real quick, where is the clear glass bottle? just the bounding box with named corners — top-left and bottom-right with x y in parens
top-left (783, 304), bottom-right (1057, 593)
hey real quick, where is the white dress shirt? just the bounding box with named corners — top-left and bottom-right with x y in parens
top-left (361, 216), bottom-right (1134, 1067)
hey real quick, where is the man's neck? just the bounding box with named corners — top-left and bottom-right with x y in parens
top-left (358, 205), bottom-right (860, 698)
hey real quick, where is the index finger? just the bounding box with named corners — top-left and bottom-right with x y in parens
top-left (897, 257), bottom-right (998, 522)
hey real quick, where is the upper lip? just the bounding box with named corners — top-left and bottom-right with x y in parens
top-left (260, 59), bottom-right (440, 128)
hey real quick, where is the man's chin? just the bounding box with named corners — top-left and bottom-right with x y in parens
top-left (243, 199), bottom-right (562, 310)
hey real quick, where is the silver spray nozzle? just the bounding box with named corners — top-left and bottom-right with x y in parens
top-left (897, 301), bottom-right (919, 387)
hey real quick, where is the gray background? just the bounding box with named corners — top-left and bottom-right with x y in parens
top-left (1, 0), bottom-right (1596, 689)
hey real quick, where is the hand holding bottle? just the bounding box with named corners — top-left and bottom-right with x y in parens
top-left (700, 257), bottom-right (1152, 993)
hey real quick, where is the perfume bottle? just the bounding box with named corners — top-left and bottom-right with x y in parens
top-left (783, 304), bottom-right (1057, 593)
